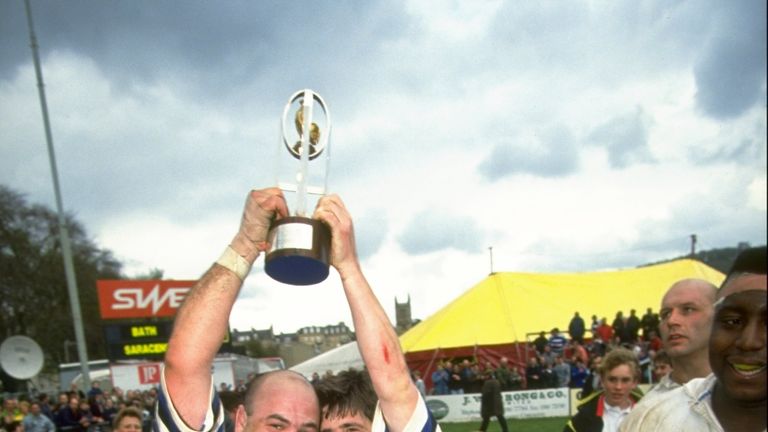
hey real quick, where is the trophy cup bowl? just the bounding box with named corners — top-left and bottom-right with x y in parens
top-left (264, 89), bottom-right (332, 286)
top-left (265, 216), bottom-right (331, 285)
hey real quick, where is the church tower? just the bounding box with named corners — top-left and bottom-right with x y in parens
top-left (395, 295), bottom-right (413, 334)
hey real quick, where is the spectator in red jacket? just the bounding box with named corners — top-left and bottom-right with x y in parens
top-left (596, 318), bottom-right (614, 343)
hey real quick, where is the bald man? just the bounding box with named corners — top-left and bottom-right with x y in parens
top-left (156, 188), bottom-right (319, 432)
top-left (645, 278), bottom-right (717, 399)
top-left (155, 188), bottom-right (440, 432)
top-left (621, 246), bottom-right (767, 432)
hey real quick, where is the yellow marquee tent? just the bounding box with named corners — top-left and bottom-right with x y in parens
top-left (400, 258), bottom-right (724, 355)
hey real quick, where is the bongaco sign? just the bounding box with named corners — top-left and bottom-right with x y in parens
top-left (97, 280), bottom-right (196, 319)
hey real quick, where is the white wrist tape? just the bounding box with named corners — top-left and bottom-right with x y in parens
top-left (216, 246), bottom-right (252, 280)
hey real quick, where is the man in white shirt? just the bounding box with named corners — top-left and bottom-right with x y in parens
top-left (644, 278), bottom-right (717, 399)
top-left (620, 246), bottom-right (767, 432)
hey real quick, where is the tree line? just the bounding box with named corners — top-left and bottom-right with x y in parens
top-left (0, 185), bottom-right (123, 389)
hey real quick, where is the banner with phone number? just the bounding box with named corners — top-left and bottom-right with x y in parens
top-left (425, 387), bottom-right (570, 422)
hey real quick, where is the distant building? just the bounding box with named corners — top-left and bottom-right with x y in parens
top-left (395, 295), bottom-right (415, 335)
top-left (297, 322), bottom-right (354, 351)
top-left (232, 322), bottom-right (355, 368)
top-left (232, 326), bottom-right (275, 344)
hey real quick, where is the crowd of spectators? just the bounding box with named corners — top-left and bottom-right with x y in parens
top-left (1, 382), bottom-right (157, 432)
top-left (0, 307), bottom-right (667, 431)
top-left (3, 245), bottom-right (763, 432)
top-left (426, 307), bottom-right (666, 397)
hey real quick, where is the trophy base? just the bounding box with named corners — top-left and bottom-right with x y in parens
top-left (265, 216), bottom-right (331, 285)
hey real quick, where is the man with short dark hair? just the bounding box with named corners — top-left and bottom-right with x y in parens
top-left (316, 194), bottom-right (441, 432)
top-left (625, 310), bottom-right (640, 343)
top-left (611, 312), bottom-right (626, 344)
top-left (495, 357), bottom-right (513, 391)
top-left (569, 312), bottom-right (586, 344)
top-left (548, 328), bottom-right (567, 356)
top-left (525, 356), bottom-right (543, 390)
top-left (22, 402), bottom-right (55, 432)
top-left (553, 356), bottom-right (571, 388)
top-left (640, 307), bottom-right (658, 340)
top-left (313, 370), bottom-right (377, 432)
top-left (650, 350), bottom-right (672, 386)
top-left (55, 397), bottom-right (90, 432)
top-left (218, 391), bottom-right (241, 432)
top-left (621, 246), bottom-right (767, 432)
top-left (477, 373), bottom-right (508, 432)
top-left (533, 331), bottom-right (549, 354)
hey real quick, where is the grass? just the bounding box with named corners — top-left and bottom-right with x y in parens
top-left (439, 417), bottom-right (569, 432)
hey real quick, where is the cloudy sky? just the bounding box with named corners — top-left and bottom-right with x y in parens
top-left (1, 0), bottom-right (766, 335)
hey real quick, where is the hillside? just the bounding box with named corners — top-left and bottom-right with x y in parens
top-left (641, 242), bottom-right (763, 274)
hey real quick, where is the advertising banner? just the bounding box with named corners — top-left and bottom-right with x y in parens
top-left (110, 362), bottom-right (163, 391)
top-left (97, 280), bottom-right (195, 319)
top-left (425, 388), bottom-right (570, 422)
top-left (102, 319), bottom-right (175, 361)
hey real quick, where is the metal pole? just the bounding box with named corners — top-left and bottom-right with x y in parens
top-left (23, 0), bottom-right (91, 390)
top-left (488, 246), bottom-right (495, 275)
top-left (690, 234), bottom-right (697, 257)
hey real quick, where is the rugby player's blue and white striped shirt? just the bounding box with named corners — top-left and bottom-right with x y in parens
top-left (153, 368), bottom-right (225, 432)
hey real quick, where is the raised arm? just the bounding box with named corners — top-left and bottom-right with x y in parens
top-left (314, 195), bottom-right (419, 432)
top-left (163, 188), bottom-right (288, 428)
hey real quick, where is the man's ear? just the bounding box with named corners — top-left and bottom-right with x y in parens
top-left (235, 405), bottom-right (248, 432)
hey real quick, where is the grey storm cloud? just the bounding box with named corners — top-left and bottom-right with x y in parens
top-left (477, 125), bottom-right (579, 181)
top-left (0, 0), bottom-right (408, 105)
top-left (0, 0), bottom-right (410, 226)
top-left (398, 210), bottom-right (484, 255)
top-left (587, 107), bottom-right (655, 169)
top-left (694, 1), bottom-right (767, 120)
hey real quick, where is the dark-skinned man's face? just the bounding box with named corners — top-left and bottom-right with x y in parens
top-left (709, 274), bottom-right (767, 403)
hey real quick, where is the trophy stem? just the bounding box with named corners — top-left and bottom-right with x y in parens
top-left (296, 90), bottom-right (314, 217)
top-left (271, 89), bottom-right (332, 286)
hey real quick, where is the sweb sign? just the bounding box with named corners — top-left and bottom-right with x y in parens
top-left (97, 280), bottom-right (195, 319)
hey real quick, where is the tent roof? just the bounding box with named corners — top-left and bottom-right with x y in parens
top-left (290, 341), bottom-right (364, 378)
top-left (400, 259), bottom-right (724, 353)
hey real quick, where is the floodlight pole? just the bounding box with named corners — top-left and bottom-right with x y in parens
top-left (23, 0), bottom-right (91, 389)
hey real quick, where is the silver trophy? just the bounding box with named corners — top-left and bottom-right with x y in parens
top-left (265, 89), bottom-right (332, 285)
